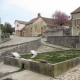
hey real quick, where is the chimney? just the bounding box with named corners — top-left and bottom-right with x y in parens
top-left (38, 13), bottom-right (41, 17)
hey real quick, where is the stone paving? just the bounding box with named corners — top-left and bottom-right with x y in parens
top-left (0, 35), bottom-right (40, 48)
top-left (1, 70), bottom-right (52, 80)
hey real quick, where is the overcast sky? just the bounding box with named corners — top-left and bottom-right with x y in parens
top-left (0, 0), bottom-right (80, 27)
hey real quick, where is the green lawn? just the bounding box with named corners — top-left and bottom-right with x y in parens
top-left (21, 49), bottom-right (80, 64)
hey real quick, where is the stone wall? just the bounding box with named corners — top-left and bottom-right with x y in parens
top-left (76, 43), bottom-right (80, 49)
top-left (1, 39), bottom-right (41, 61)
top-left (43, 30), bottom-right (63, 38)
top-left (47, 36), bottom-right (79, 48)
top-left (4, 56), bottom-right (80, 78)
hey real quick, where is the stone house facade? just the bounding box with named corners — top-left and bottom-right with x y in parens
top-left (15, 20), bottom-right (28, 36)
top-left (24, 13), bottom-right (54, 37)
top-left (15, 13), bottom-right (70, 37)
top-left (71, 7), bottom-right (80, 36)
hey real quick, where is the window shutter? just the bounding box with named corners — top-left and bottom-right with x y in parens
top-left (74, 20), bottom-right (76, 26)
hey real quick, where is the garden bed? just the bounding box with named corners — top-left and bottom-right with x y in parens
top-left (21, 49), bottom-right (80, 64)
top-left (4, 49), bottom-right (80, 78)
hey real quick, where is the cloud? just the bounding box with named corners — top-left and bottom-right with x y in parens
top-left (1, 6), bottom-right (11, 10)
top-left (1, 0), bottom-right (12, 11)
top-left (1, 0), bottom-right (80, 27)
top-left (7, 0), bottom-right (70, 17)
top-left (7, 0), bottom-right (80, 18)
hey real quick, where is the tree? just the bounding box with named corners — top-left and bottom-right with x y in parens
top-left (3, 22), bottom-right (14, 34)
top-left (52, 11), bottom-right (70, 26)
top-left (0, 24), bottom-right (4, 30)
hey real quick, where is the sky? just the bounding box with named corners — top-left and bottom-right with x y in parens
top-left (0, 0), bottom-right (80, 27)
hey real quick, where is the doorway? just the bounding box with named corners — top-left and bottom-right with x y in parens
top-left (20, 31), bottom-right (22, 36)
top-left (41, 27), bottom-right (43, 34)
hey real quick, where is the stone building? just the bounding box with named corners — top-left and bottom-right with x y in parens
top-left (71, 7), bottom-right (80, 36)
top-left (15, 13), bottom-right (55, 37)
top-left (15, 13), bottom-right (71, 37)
top-left (24, 13), bottom-right (54, 37)
top-left (14, 20), bottom-right (28, 36)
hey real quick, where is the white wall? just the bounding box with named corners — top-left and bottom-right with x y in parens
top-left (15, 21), bottom-right (25, 31)
top-left (71, 13), bottom-right (80, 36)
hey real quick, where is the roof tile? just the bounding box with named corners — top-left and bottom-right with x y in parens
top-left (71, 7), bottom-right (80, 14)
top-left (26, 16), bottom-right (54, 26)
top-left (15, 20), bottom-right (28, 24)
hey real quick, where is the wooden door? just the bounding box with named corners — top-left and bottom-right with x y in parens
top-left (41, 27), bottom-right (43, 34)
top-left (20, 31), bottom-right (22, 36)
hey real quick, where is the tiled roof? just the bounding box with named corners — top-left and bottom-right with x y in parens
top-left (71, 7), bottom-right (80, 14)
top-left (15, 20), bottom-right (28, 24)
top-left (25, 16), bottom-right (54, 26)
top-left (25, 18), bottom-right (38, 25)
top-left (42, 17), bottom-right (54, 26)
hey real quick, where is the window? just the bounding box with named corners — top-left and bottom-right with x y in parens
top-left (17, 24), bottom-right (19, 27)
top-left (74, 20), bottom-right (76, 26)
top-left (77, 19), bottom-right (80, 25)
top-left (74, 19), bottom-right (80, 26)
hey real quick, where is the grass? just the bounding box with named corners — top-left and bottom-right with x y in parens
top-left (21, 50), bottom-right (80, 64)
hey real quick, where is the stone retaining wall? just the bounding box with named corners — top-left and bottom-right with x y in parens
top-left (4, 56), bottom-right (80, 78)
top-left (42, 30), bottom-right (63, 38)
top-left (47, 36), bottom-right (79, 48)
top-left (76, 43), bottom-right (80, 49)
top-left (1, 39), bottom-right (41, 61)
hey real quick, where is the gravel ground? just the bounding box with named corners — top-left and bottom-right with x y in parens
top-left (53, 65), bottom-right (80, 80)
